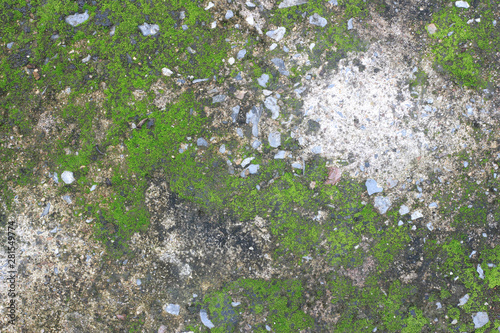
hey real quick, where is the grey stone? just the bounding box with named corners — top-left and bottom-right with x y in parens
top-left (374, 196), bottom-right (391, 214)
top-left (278, 0), bottom-right (308, 8)
top-left (329, 0), bottom-right (338, 4)
top-left (231, 302), bottom-right (241, 306)
top-left (246, 105), bottom-right (262, 137)
top-left (52, 172), bottom-right (59, 184)
top-left (436, 302), bottom-right (442, 309)
top-left (472, 312), bottom-right (489, 329)
top-left (200, 309), bottom-right (215, 328)
top-left (7, 42), bottom-right (14, 49)
top-left (192, 78), bottom-right (208, 83)
top-left (61, 171), bottom-right (75, 184)
top-left (458, 294), bottom-right (469, 306)
top-left (50, 227), bottom-right (58, 233)
top-left (197, 138), bottom-right (208, 147)
top-left (429, 202), bottom-right (438, 208)
top-left (268, 131), bottom-right (281, 148)
top-left (387, 178), bottom-right (398, 188)
top-left (274, 150), bottom-right (285, 159)
top-left (266, 27), bottom-right (286, 41)
top-left (264, 96), bottom-right (280, 119)
top-left (292, 161), bottom-right (303, 169)
top-left (347, 18), bottom-right (354, 30)
top-left (219, 145), bottom-right (226, 154)
top-left (232, 106), bottom-right (240, 123)
top-left (187, 46), bottom-right (196, 54)
top-left (65, 11), bottom-right (90, 27)
top-left (165, 304), bottom-right (180, 315)
top-left (237, 49), bottom-right (247, 59)
top-left (252, 140), bottom-right (261, 149)
top-left (309, 13), bottom-right (328, 27)
top-left (236, 128), bottom-right (244, 138)
top-left (271, 58), bottom-right (289, 76)
top-left (62, 195), bottom-right (72, 204)
top-left (248, 164), bottom-right (259, 174)
top-left (179, 11), bottom-right (186, 19)
top-left (311, 146), bottom-right (322, 154)
top-left (41, 203), bottom-right (50, 217)
top-left (426, 222), bottom-right (434, 231)
top-left (257, 74), bottom-right (270, 87)
top-left (138, 23), bottom-right (160, 36)
top-left (411, 210), bottom-right (423, 220)
top-left (477, 264), bottom-right (484, 279)
top-left (365, 179), bottom-right (383, 195)
top-left (136, 279), bottom-right (141, 285)
top-left (455, 1), bottom-right (470, 8)
top-left (241, 157), bottom-right (255, 168)
top-left (399, 205), bottom-right (410, 215)
top-left (51, 34), bottom-right (60, 40)
top-left (182, 24), bottom-right (188, 30)
top-left (212, 94), bottom-right (226, 103)
top-left (82, 55), bottom-right (91, 63)
top-left (109, 26), bottom-right (116, 36)
top-left (90, 184), bottom-right (97, 191)
top-left (225, 10), bottom-right (234, 19)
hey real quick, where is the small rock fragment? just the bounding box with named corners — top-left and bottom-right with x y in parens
top-left (429, 202), bottom-right (438, 208)
top-left (205, 2), bottom-right (214, 10)
top-left (116, 314), bottom-right (126, 320)
top-left (162, 68), bottom-right (173, 76)
top-left (374, 196), bottom-right (391, 214)
top-left (197, 138), bottom-right (208, 147)
top-left (278, 0), bottom-right (308, 8)
top-left (427, 23), bottom-right (437, 34)
top-left (325, 167), bottom-right (341, 185)
top-left (158, 325), bottom-right (168, 333)
top-left (109, 26), bottom-right (116, 36)
top-left (472, 312), bottom-right (489, 329)
top-left (252, 140), bottom-right (261, 149)
top-left (411, 210), bottom-right (423, 220)
top-left (200, 309), bottom-right (215, 328)
top-left (271, 58), bottom-right (289, 76)
top-left (228, 57), bottom-right (235, 65)
top-left (257, 74), bottom-right (270, 87)
top-left (311, 146), bottom-right (322, 154)
top-left (61, 171), bottom-right (75, 184)
top-left (65, 11), bottom-right (89, 26)
top-left (241, 157), bottom-right (255, 168)
top-left (264, 96), bottom-right (280, 119)
top-left (6, 42), bottom-right (14, 49)
top-left (309, 13), bottom-right (327, 27)
top-left (225, 10), bottom-right (234, 20)
top-left (62, 195), bottom-right (72, 204)
top-left (248, 164), bottom-right (259, 174)
top-left (268, 131), bottom-right (281, 148)
top-left (219, 145), bottom-right (226, 154)
top-left (212, 94), bottom-right (226, 103)
top-left (237, 49), bottom-right (247, 59)
top-left (387, 178), bottom-right (398, 188)
top-left (458, 294), bottom-right (469, 306)
top-left (347, 18), bottom-right (354, 30)
top-left (82, 55), bottom-right (91, 63)
top-left (232, 106), bottom-right (240, 122)
top-left (138, 23), bottom-right (160, 36)
top-left (477, 264), bottom-right (484, 279)
top-left (455, 1), bottom-right (470, 8)
top-left (292, 161), bottom-right (303, 169)
top-left (274, 150), bottom-right (285, 159)
top-left (165, 304), bottom-right (180, 315)
top-left (365, 179), bottom-right (383, 195)
top-left (399, 205), bottom-right (410, 215)
top-left (231, 301), bottom-right (241, 306)
top-left (41, 203), bottom-right (50, 217)
top-left (266, 27), bottom-right (286, 41)
top-left (426, 222), bottom-right (434, 231)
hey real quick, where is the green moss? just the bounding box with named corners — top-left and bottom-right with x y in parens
top-left (429, 2), bottom-right (500, 88)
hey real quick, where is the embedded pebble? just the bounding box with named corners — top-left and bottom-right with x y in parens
top-left (248, 164), bottom-right (259, 174)
top-left (219, 145), bottom-right (226, 154)
top-left (228, 57), bottom-right (235, 65)
top-left (138, 23), bottom-right (160, 36)
top-left (374, 196), bottom-right (391, 214)
top-left (311, 146), bottom-right (322, 154)
top-left (158, 325), bottom-right (168, 333)
top-left (399, 205), bottom-right (409, 215)
top-left (458, 294), bottom-right (469, 306)
top-left (398, 220), bottom-right (404, 226)
top-left (236, 128), bottom-right (244, 137)
top-left (477, 264), bottom-right (484, 279)
top-left (82, 55), bottom-right (91, 63)
top-left (268, 131), bottom-right (281, 147)
top-left (205, 1), bottom-right (214, 10)
top-left (237, 49), bottom-right (247, 59)
top-left (266, 27), bottom-right (286, 41)
top-left (347, 18), bottom-right (354, 30)
top-left (271, 58), bottom-right (289, 76)
top-left (292, 161), bottom-right (303, 169)
top-left (109, 26), bottom-right (116, 36)
top-left (61, 171), bottom-right (75, 184)
top-left (472, 312), bottom-right (489, 329)
top-left (162, 68), bottom-right (173, 76)
top-left (455, 1), bottom-right (470, 8)
top-left (429, 202), bottom-right (438, 208)
top-left (232, 105), bottom-right (240, 122)
top-left (436, 302), bottom-right (442, 309)
top-left (264, 96), bottom-right (280, 119)
top-left (165, 304), bottom-right (180, 315)
top-left (426, 223), bottom-right (434, 231)
top-left (274, 151), bottom-right (285, 159)
top-left (231, 302), bottom-right (241, 306)
top-left (65, 11), bottom-right (90, 26)
top-left (200, 309), bottom-right (215, 328)
top-left (257, 74), bottom-right (270, 87)
top-left (365, 179), bottom-right (383, 195)
top-left (278, 0), bottom-right (308, 8)
top-left (252, 140), bottom-right (261, 149)
top-left (41, 203), bottom-right (50, 217)
top-left (62, 195), bottom-right (72, 204)
top-left (7, 42), bottom-right (14, 49)
top-left (225, 10), bottom-right (234, 20)
top-left (197, 138), bottom-right (208, 147)
top-left (309, 13), bottom-right (328, 27)
top-left (90, 184), bottom-right (97, 191)
top-left (241, 157), bottom-right (255, 168)
top-left (411, 210), bottom-right (423, 220)
top-left (212, 94), bottom-right (226, 103)
top-left (427, 23), bottom-right (437, 34)
top-left (387, 178), bottom-right (398, 188)
top-left (136, 279), bottom-right (141, 286)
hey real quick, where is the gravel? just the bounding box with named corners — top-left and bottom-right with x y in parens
top-left (477, 264), bottom-right (484, 279)
top-left (225, 10), bottom-right (234, 19)
top-left (399, 205), bottom-right (409, 215)
top-left (411, 210), bottom-right (423, 220)
top-left (241, 157), bottom-right (255, 168)
top-left (252, 140), bottom-right (261, 149)
top-left (278, 0), bottom-right (308, 8)
top-left (248, 164), bottom-right (259, 174)
top-left (62, 195), bottom-right (72, 204)
top-left (268, 131), bottom-right (281, 148)
top-left (219, 145), bottom-right (226, 154)
top-left (65, 11), bottom-right (90, 26)
top-left (257, 74), bottom-right (270, 87)
top-left (200, 309), bottom-right (215, 328)
top-left (165, 304), bottom-right (180, 315)
top-left (237, 49), bottom-right (247, 60)
top-left (274, 150), bottom-right (286, 159)
top-left (246, 105), bottom-right (262, 137)
top-left (197, 138), bottom-right (209, 147)
top-left (365, 179), bottom-right (383, 195)
top-left (264, 96), bottom-right (280, 119)
top-left (309, 13), bottom-right (328, 27)
top-left (266, 27), bottom-right (286, 41)
top-left (374, 196), bottom-right (391, 214)
top-left (232, 105), bottom-right (240, 123)
top-left (138, 23), bottom-right (160, 36)
top-left (458, 294), bottom-right (469, 306)
top-left (212, 94), bottom-right (226, 103)
top-left (162, 68), bottom-right (173, 76)
top-left (347, 18), bottom-right (354, 30)
top-left (41, 203), bottom-right (50, 217)
top-left (472, 312), bottom-right (489, 329)
top-left (271, 58), bottom-right (289, 76)
top-left (455, 1), bottom-right (470, 8)
top-left (61, 171), bottom-right (75, 184)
